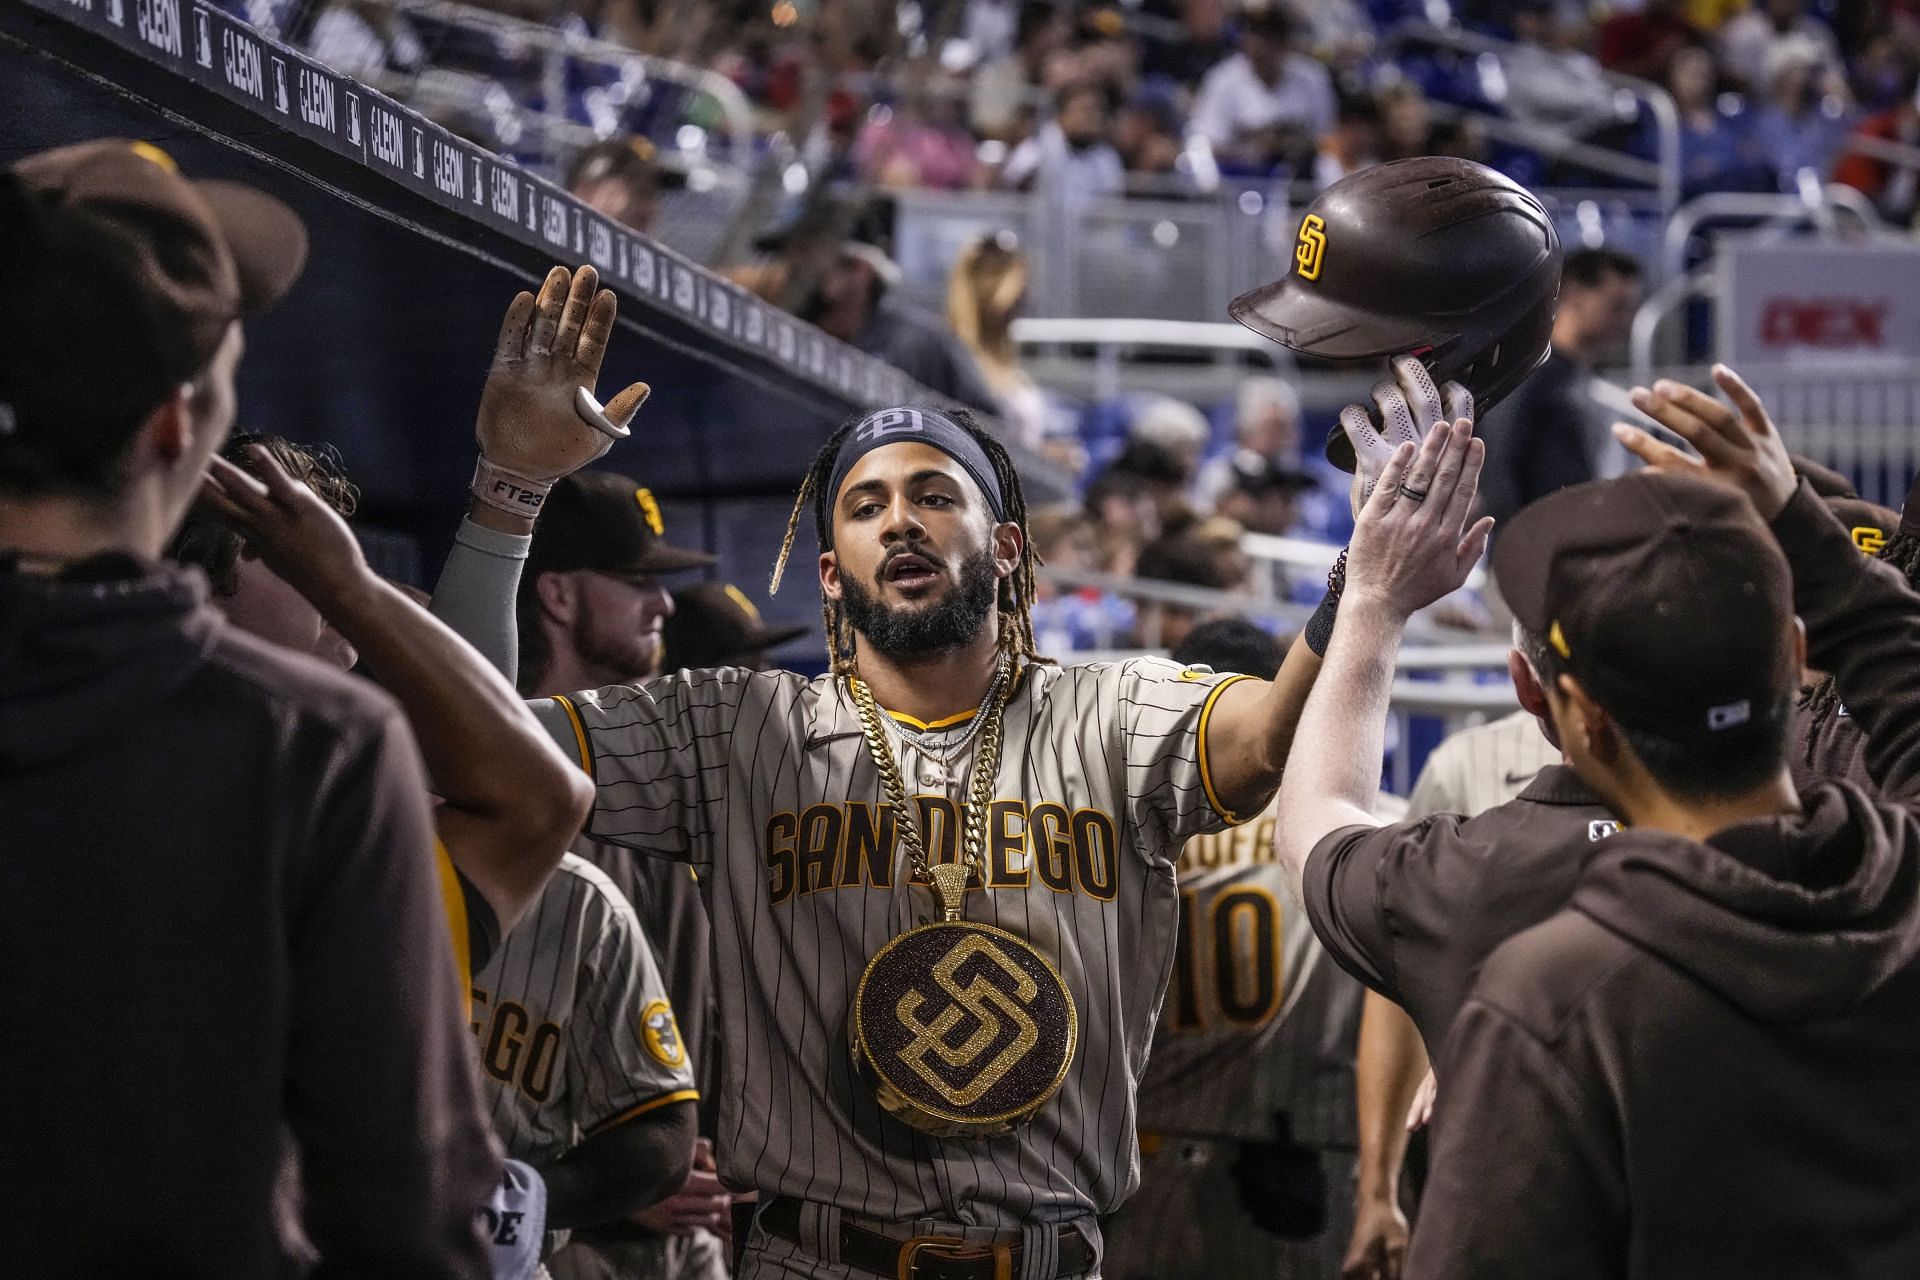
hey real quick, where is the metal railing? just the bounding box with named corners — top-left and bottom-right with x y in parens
top-left (890, 182), bottom-right (1284, 327)
top-left (1380, 20), bottom-right (1681, 213)
top-left (1038, 567), bottom-right (1501, 648)
top-left (1060, 631), bottom-right (1521, 797)
top-left (1629, 185), bottom-right (1891, 374)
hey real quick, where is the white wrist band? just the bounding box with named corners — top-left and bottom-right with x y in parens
top-left (472, 458), bottom-right (553, 516)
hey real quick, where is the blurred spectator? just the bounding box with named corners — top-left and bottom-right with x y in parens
top-left (304, 0), bottom-right (422, 76)
top-left (1750, 34), bottom-right (1855, 187)
top-left (946, 230), bottom-right (1082, 466)
top-left (1597, 0), bottom-right (1698, 79)
top-left (1028, 505), bottom-right (1134, 652)
top-left (1140, 0), bottom-right (1235, 86)
top-left (765, 201), bottom-right (997, 410)
top-left (854, 69), bottom-right (984, 191)
top-left (1189, 7), bottom-right (1337, 172)
top-left (1507, 3), bottom-right (1629, 140)
top-left (1668, 41), bottom-right (1768, 194)
top-left (1377, 82), bottom-right (1437, 162)
top-left (1127, 395), bottom-right (1212, 479)
top-left (567, 138), bottom-right (676, 235)
top-left (1294, 0), bottom-right (1377, 67)
top-left (1833, 76), bottom-right (1920, 222)
top-left (1681, 0), bottom-right (1750, 32)
top-left (1113, 87), bottom-right (1187, 178)
top-left (1002, 82), bottom-right (1128, 203)
top-left (1718, 0), bottom-right (1845, 92)
top-left (1315, 91), bottom-right (1382, 189)
top-left (1476, 247), bottom-right (1644, 532)
top-left (1215, 455), bottom-right (1318, 537)
top-left (1193, 375), bottom-right (1302, 508)
top-left (1187, 514), bottom-right (1256, 591)
top-left (1085, 440), bottom-right (1191, 576)
top-left (972, 1), bottom-right (1073, 138)
top-left (1133, 532), bottom-right (1235, 651)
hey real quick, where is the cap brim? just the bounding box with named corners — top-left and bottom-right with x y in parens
top-left (842, 242), bottom-right (903, 288)
top-left (749, 621), bottom-right (810, 650)
top-left (610, 544), bottom-right (719, 576)
top-left (194, 180), bottom-right (307, 313)
top-left (1229, 276), bottom-right (1438, 364)
top-left (1490, 491), bottom-right (1571, 633)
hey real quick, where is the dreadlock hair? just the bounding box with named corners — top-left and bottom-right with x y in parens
top-left (1800, 528), bottom-right (1920, 763)
top-left (769, 407), bottom-right (1049, 676)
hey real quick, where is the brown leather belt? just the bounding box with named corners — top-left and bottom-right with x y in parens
top-left (757, 1197), bottom-right (1096, 1280)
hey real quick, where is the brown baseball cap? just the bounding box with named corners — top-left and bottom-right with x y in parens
top-left (527, 471), bottom-right (717, 579)
top-left (1493, 471), bottom-right (1797, 744)
top-left (662, 582), bottom-right (808, 669)
top-left (0, 140), bottom-right (306, 479)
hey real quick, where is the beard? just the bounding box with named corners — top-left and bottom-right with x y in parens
top-left (840, 545), bottom-right (999, 661)
top-left (573, 589), bottom-right (663, 683)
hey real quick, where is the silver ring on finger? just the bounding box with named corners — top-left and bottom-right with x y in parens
top-left (1398, 484), bottom-right (1430, 503)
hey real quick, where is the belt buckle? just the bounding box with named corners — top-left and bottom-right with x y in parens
top-left (896, 1234), bottom-right (1012, 1280)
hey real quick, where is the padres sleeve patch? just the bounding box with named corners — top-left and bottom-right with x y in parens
top-left (640, 1000), bottom-right (686, 1067)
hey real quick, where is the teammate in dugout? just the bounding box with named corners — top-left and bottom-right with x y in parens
top-left (425, 261), bottom-right (1373, 1279)
top-left (199, 451), bottom-right (710, 1259)
top-left (441, 472), bottom-right (737, 1280)
top-left (1104, 619), bottom-right (1423, 1280)
top-left (0, 139), bottom-right (505, 1276)
top-left (1363, 375), bottom-right (1920, 1278)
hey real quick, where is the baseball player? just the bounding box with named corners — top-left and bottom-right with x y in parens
top-left (425, 266), bottom-right (1343, 1280)
top-left (188, 434), bottom-right (594, 991)
top-left (466, 852), bottom-right (701, 1260)
top-left (1108, 619), bottom-right (1399, 1280)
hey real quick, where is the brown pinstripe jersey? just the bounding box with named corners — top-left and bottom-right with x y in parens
top-left (540, 657), bottom-right (1260, 1226)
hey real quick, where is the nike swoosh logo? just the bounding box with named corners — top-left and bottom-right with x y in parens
top-left (1505, 770), bottom-right (1536, 785)
top-left (806, 730), bottom-right (862, 751)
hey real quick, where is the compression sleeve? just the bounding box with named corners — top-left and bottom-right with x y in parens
top-left (429, 517), bottom-right (532, 685)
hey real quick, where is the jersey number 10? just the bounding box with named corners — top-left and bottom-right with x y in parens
top-left (1165, 887), bottom-right (1284, 1033)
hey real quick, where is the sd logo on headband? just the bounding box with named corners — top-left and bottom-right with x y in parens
top-left (853, 408), bottom-right (929, 442)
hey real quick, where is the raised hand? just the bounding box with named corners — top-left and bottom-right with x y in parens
top-left (1343, 418), bottom-right (1492, 619)
top-left (1339, 356), bottom-right (1475, 516)
top-left (201, 444), bottom-right (372, 608)
top-left (1612, 364), bottom-right (1798, 520)
top-left (475, 264), bottom-right (652, 487)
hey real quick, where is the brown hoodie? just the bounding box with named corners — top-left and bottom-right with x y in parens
top-left (0, 555), bottom-right (497, 1277)
top-left (1408, 484), bottom-right (1920, 1279)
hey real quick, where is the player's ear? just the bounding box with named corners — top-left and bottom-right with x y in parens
top-left (1557, 673), bottom-right (1617, 764)
top-left (992, 520), bottom-right (1023, 580)
top-left (535, 569), bottom-right (580, 625)
top-left (818, 549), bottom-right (842, 601)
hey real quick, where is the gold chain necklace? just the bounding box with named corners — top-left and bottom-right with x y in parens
top-left (847, 658), bottom-right (1011, 922)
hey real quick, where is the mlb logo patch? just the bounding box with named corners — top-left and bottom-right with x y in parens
top-left (1588, 819), bottom-right (1620, 842)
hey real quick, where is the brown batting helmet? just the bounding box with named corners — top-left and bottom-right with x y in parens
top-left (1231, 157), bottom-right (1563, 471)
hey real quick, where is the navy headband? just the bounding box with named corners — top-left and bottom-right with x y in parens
top-left (825, 407), bottom-right (1007, 533)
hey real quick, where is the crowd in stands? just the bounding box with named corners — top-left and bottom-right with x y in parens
top-left (300, 0), bottom-right (1920, 227)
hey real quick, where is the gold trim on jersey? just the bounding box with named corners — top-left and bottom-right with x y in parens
top-left (584, 1088), bottom-right (702, 1137)
top-left (434, 839), bottom-right (473, 1021)
top-left (551, 694), bottom-right (595, 780)
top-left (1196, 674), bottom-right (1258, 826)
top-left (851, 665), bottom-right (1033, 733)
